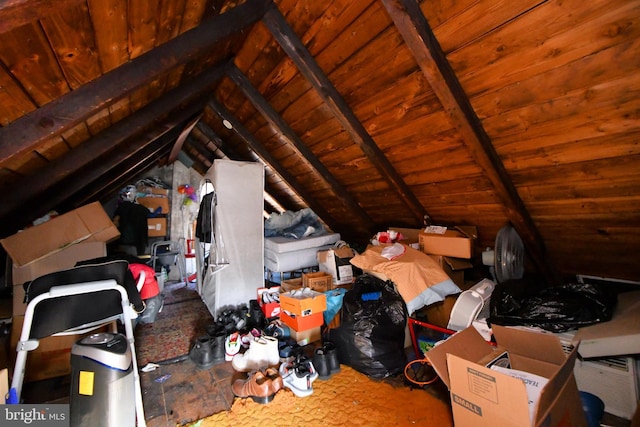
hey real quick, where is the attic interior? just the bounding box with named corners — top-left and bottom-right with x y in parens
top-left (0, 0), bottom-right (638, 425)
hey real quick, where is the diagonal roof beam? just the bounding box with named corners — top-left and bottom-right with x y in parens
top-left (261, 5), bottom-right (428, 225)
top-left (0, 0), bottom-right (272, 163)
top-left (381, 0), bottom-right (560, 283)
top-left (225, 62), bottom-right (377, 232)
top-left (0, 64), bottom-right (225, 220)
top-left (0, 0), bottom-right (84, 34)
top-left (208, 98), bottom-right (342, 232)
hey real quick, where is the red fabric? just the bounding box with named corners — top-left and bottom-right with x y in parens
top-left (129, 263), bottom-right (160, 300)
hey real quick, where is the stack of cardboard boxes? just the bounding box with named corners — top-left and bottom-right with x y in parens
top-left (1, 202), bottom-right (120, 382)
top-left (279, 286), bottom-right (327, 346)
top-left (137, 186), bottom-right (170, 238)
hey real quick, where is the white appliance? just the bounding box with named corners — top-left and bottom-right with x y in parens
top-left (447, 278), bottom-right (495, 331)
top-left (556, 330), bottom-right (640, 420)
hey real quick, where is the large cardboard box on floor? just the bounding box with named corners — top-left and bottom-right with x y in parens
top-left (1, 201), bottom-right (119, 268)
top-left (427, 325), bottom-right (586, 427)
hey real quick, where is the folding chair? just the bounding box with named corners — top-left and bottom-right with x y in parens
top-left (10, 260), bottom-right (147, 427)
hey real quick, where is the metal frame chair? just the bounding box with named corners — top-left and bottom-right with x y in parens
top-left (9, 260), bottom-right (146, 427)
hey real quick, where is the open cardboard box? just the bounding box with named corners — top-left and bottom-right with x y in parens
top-left (572, 290), bottom-right (640, 358)
top-left (427, 325), bottom-right (586, 427)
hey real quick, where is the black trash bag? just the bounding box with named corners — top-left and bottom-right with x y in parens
top-left (329, 274), bottom-right (407, 378)
top-left (489, 276), bottom-right (618, 333)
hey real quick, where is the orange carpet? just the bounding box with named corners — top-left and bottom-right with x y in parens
top-left (189, 365), bottom-right (453, 427)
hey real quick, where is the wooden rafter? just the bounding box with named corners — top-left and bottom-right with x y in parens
top-left (0, 64), bottom-right (225, 220)
top-left (261, 5), bottom-right (428, 225)
top-left (0, 0), bottom-right (84, 34)
top-left (225, 62), bottom-right (377, 232)
top-left (0, 0), bottom-right (271, 163)
top-left (207, 98), bottom-right (341, 232)
top-left (380, 0), bottom-right (559, 283)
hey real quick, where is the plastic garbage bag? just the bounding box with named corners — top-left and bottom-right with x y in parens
top-left (489, 276), bottom-right (618, 333)
top-left (324, 287), bottom-right (347, 325)
top-left (330, 274), bottom-right (407, 378)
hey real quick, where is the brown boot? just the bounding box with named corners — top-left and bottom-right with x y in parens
top-left (264, 367), bottom-right (284, 393)
top-left (231, 370), bottom-right (275, 404)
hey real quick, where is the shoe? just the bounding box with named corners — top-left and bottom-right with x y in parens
top-left (324, 341), bottom-right (341, 375)
top-left (278, 338), bottom-right (302, 362)
top-left (312, 347), bottom-right (331, 380)
top-left (240, 328), bottom-right (262, 348)
top-left (225, 332), bottom-right (241, 362)
top-left (264, 320), bottom-right (289, 339)
top-left (264, 367), bottom-right (284, 393)
top-left (231, 370), bottom-right (276, 404)
top-left (279, 354), bottom-right (318, 397)
top-left (189, 335), bottom-right (217, 369)
top-left (232, 336), bottom-right (280, 372)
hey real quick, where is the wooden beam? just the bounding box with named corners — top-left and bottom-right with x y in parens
top-left (261, 5), bottom-right (428, 225)
top-left (225, 63), bottom-right (377, 232)
top-left (0, 64), bottom-right (224, 220)
top-left (0, 0), bottom-right (271, 163)
top-left (207, 98), bottom-right (342, 232)
top-left (168, 114), bottom-right (203, 163)
top-left (380, 0), bottom-right (560, 283)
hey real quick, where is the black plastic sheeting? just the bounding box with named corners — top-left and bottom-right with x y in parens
top-left (489, 276), bottom-right (618, 333)
top-left (330, 274), bottom-right (407, 378)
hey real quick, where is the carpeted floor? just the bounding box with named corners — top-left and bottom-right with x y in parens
top-left (193, 365), bottom-right (454, 427)
top-left (136, 281), bottom-right (455, 426)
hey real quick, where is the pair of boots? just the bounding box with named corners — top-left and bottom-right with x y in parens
top-left (189, 331), bottom-right (226, 369)
top-left (312, 341), bottom-right (340, 380)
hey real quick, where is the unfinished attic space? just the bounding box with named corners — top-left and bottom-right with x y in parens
top-left (0, 0), bottom-right (638, 425)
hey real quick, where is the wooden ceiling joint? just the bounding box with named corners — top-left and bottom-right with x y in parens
top-left (380, 0), bottom-right (561, 283)
top-left (261, 5), bottom-right (429, 225)
top-left (225, 62), bottom-right (377, 232)
top-left (0, 0), bottom-right (272, 164)
top-left (207, 97), bottom-right (341, 232)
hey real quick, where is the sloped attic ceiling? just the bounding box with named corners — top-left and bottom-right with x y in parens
top-left (0, 0), bottom-right (638, 282)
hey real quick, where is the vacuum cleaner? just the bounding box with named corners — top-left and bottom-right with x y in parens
top-left (70, 332), bottom-right (135, 427)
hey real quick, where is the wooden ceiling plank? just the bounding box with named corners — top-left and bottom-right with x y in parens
top-left (380, 0), bottom-right (560, 283)
top-left (0, 0), bottom-right (272, 164)
top-left (87, 0), bottom-right (129, 73)
top-left (207, 97), bottom-right (343, 232)
top-left (0, 0), bottom-right (84, 34)
top-left (0, 64), bottom-right (224, 220)
top-left (226, 62), bottom-right (377, 232)
top-left (262, 5), bottom-right (428, 225)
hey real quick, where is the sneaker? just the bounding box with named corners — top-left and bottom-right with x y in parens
top-left (240, 328), bottom-right (263, 348)
top-left (225, 332), bottom-right (241, 362)
top-left (279, 354), bottom-right (318, 397)
top-left (232, 336), bottom-right (280, 372)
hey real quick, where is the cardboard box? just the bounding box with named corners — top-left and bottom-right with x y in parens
top-left (257, 286), bottom-right (281, 318)
top-left (1, 202), bottom-right (119, 268)
top-left (10, 315), bottom-right (110, 383)
top-left (290, 326), bottom-right (321, 346)
top-left (280, 289), bottom-right (327, 317)
top-left (427, 325), bottom-right (586, 427)
top-left (137, 186), bottom-right (169, 196)
top-left (280, 311), bottom-right (324, 331)
top-left (318, 246), bottom-right (356, 285)
top-left (302, 271), bottom-right (333, 293)
top-left (572, 290), bottom-right (640, 358)
top-left (281, 277), bottom-right (303, 293)
top-left (419, 225), bottom-right (477, 259)
top-left (11, 241), bottom-right (108, 288)
top-left (430, 255), bottom-right (473, 287)
top-left (12, 242), bottom-right (108, 316)
top-left (137, 196), bottom-right (169, 214)
top-left (147, 217), bottom-right (167, 237)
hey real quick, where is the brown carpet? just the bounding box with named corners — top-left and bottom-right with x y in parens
top-left (190, 365), bottom-right (454, 427)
